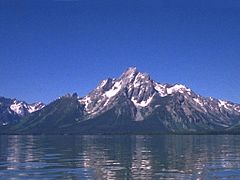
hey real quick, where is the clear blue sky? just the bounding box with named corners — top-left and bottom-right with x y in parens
top-left (1, 0), bottom-right (240, 104)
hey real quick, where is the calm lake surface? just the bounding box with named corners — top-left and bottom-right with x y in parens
top-left (0, 135), bottom-right (240, 179)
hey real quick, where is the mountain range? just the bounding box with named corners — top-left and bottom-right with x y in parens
top-left (1, 67), bottom-right (240, 134)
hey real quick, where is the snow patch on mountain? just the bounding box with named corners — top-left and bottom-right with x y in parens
top-left (28, 102), bottom-right (45, 113)
top-left (154, 83), bottom-right (167, 97)
top-left (105, 81), bottom-right (122, 98)
top-left (10, 101), bottom-right (26, 116)
top-left (167, 84), bottom-right (191, 95)
top-left (131, 95), bottom-right (153, 107)
top-left (234, 105), bottom-right (240, 112)
top-left (79, 96), bottom-right (92, 111)
top-left (218, 100), bottom-right (233, 111)
top-left (193, 97), bottom-right (204, 107)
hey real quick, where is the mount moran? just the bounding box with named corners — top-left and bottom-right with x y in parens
top-left (1, 67), bottom-right (240, 134)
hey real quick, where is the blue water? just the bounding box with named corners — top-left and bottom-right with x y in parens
top-left (0, 135), bottom-right (240, 179)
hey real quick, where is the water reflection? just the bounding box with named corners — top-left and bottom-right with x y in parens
top-left (0, 135), bottom-right (240, 179)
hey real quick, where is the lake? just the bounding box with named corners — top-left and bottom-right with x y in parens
top-left (0, 135), bottom-right (240, 179)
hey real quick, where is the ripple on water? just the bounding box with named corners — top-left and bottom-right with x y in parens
top-left (0, 135), bottom-right (240, 179)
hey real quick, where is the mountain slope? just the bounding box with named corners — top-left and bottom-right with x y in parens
top-left (9, 94), bottom-right (84, 134)
top-left (2, 67), bottom-right (240, 134)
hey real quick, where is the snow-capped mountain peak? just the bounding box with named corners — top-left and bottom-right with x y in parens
top-left (78, 67), bottom-right (240, 126)
top-left (28, 102), bottom-right (45, 113)
top-left (10, 100), bottom-right (27, 116)
top-left (0, 97), bottom-right (45, 126)
top-left (10, 100), bottom-right (45, 116)
top-left (79, 67), bottom-right (196, 118)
